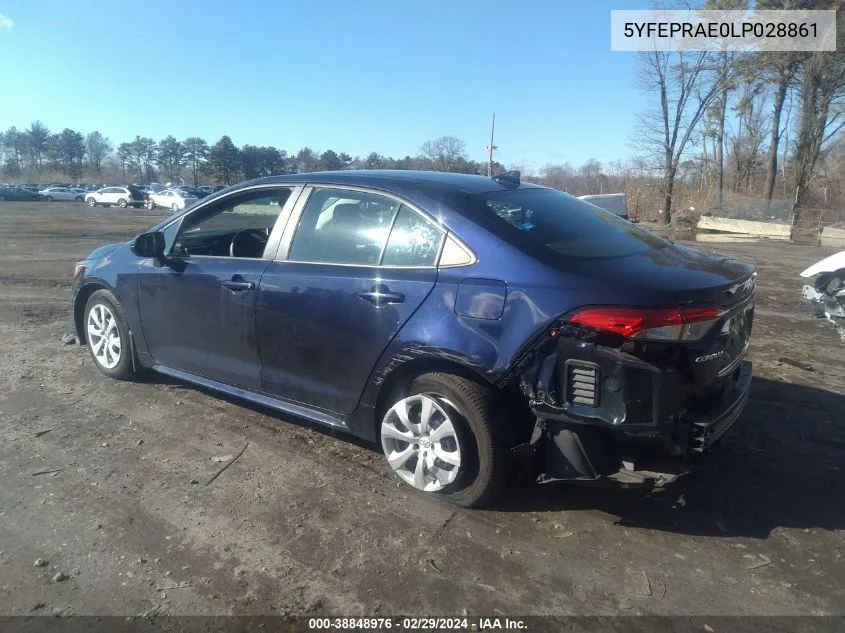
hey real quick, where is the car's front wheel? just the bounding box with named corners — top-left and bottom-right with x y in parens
top-left (86, 197), bottom-right (97, 207)
top-left (84, 290), bottom-right (135, 380)
top-left (380, 373), bottom-right (512, 507)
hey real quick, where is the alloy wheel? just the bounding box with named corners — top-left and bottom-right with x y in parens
top-left (86, 303), bottom-right (122, 369)
top-left (381, 394), bottom-right (462, 492)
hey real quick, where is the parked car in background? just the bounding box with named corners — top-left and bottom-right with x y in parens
top-left (39, 186), bottom-right (85, 202)
top-left (71, 170), bottom-right (756, 507)
top-left (179, 186), bottom-right (209, 199)
top-left (0, 186), bottom-right (47, 201)
top-left (133, 183), bottom-right (165, 196)
top-left (147, 188), bottom-right (199, 212)
top-left (85, 186), bottom-right (146, 208)
top-left (197, 186), bottom-right (214, 195)
top-left (578, 193), bottom-right (629, 220)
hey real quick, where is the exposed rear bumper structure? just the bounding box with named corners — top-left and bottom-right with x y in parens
top-left (513, 337), bottom-right (754, 488)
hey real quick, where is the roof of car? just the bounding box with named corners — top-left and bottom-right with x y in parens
top-left (245, 170), bottom-right (543, 198)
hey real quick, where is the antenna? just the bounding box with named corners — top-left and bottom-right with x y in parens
top-left (486, 113), bottom-right (498, 177)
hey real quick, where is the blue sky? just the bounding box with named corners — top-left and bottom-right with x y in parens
top-left (0, 0), bottom-right (647, 170)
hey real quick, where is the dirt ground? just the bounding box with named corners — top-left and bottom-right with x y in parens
top-left (0, 201), bottom-right (843, 618)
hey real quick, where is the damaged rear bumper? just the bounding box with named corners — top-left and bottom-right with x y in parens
top-left (515, 348), bottom-right (753, 487)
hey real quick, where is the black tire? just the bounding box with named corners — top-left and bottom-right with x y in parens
top-left (0, 195), bottom-right (5, 202)
top-left (117, 198), bottom-right (128, 208)
top-left (83, 290), bottom-right (136, 381)
top-left (75, 196), bottom-right (83, 202)
top-left (87, 197), bottom-right (97, 207)
top-left (384, 372), bottom-right (513, 507)
top-left (46, 196), bottom-right (53, 202)
top-left (172, 203), bottom-right (179, 212)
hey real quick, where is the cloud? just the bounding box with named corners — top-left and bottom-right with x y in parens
top-left (0, 14), bottom-right (13, 30)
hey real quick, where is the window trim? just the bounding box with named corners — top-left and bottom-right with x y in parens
top-left (164, 184), bottom-right (304, 261)
top-left (277, 184), bottom-right (452, 270)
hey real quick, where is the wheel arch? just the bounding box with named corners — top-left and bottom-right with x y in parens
top-left (73, 281), bottom-right (110, 344)
top-left (369, 357), bottom-right (533, 441)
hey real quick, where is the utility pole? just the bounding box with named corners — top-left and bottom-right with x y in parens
top-left (486, 113), bottom-right (498, 177)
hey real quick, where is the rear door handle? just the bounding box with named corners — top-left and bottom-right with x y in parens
top-left (358, 286), bottom-right (405, 306)
top-left (221, 279), bottom-right (255, 292)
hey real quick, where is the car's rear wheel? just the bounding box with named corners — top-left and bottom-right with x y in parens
top-left (46, 196), bottom-right (53, 202)
top-left (75, 196), bottom-right (83, 202)
top-left (380, 373), bottom-right (512, 507)
top-left (87, 197), bottom-right (97, 207)
top-left (172, 203), bottom-right (179, 212)
top-left (117, 198), bottom-right (128, 208)
top-left (84, 290), bottom-right (135, 380)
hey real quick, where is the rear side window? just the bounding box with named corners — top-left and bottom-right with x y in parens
top-left (382, 207), bottom-right (444, 267)
top-left (288, 188), bottom-right (444, 267)
top-left (469, 188), bottom-right (666, 260)
top-left (288, 188), bottom-right (397, 265)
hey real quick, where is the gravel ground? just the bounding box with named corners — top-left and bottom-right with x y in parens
top-left (0, 201), bottom-right (843, 618)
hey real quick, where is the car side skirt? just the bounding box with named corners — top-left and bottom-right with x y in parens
top-left (151, 364), bottom-right (349, 431)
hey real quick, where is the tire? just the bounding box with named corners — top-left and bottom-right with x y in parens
top-left (117, 198), bottom-right (128, 208)
top-left (46, 196), bottom-right (53, 202)
top-left (379, 372), bottom-right (513, 507)
top-left (75, 196), bottom-right (83, 202)
top-left (0, 195), bottom-right (5, 202)
top-left (84, 290), bottom-right (135, 381)
top-left (87, 197), bottom-right (97, 207)
top-left (172, 203), bottom-right (179, 212)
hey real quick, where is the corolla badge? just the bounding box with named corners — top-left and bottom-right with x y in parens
top-left (695, 350), bottom-right (725, 363)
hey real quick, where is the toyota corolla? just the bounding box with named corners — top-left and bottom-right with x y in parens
top-left (71, 170), bottom-right (756, 507)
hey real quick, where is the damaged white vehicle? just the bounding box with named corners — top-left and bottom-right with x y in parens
top-left (802, 251), bottom-right (845, 343)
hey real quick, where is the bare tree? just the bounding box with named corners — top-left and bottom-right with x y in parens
top-left (25, 121), bottom-right (50, 174)
top-left (85, 131), bottom-right (112, 176)
top-left (419, 136), bottom-right (468, 172)
top-left (792, 47), bottom-right (845, 217)
top-left (632, 49), bottom-right (734, 223)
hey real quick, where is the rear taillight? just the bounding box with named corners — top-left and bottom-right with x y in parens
top-left (569, 306), bottom-right (723, 342)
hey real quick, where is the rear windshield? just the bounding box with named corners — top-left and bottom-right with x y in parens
top-left (468, 187), bottom-right (666, 260)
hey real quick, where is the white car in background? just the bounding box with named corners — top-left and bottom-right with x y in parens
top-left (147, 188), bottom-right (199, 212)
top-left (39, 186), bottom-right (85, 202)
top-left (85, 186), bottom-right (146, 208)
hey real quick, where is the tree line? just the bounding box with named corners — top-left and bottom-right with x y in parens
top-left (0, 124), bottom-right (503, 187)
top-left (4, 0), bottom-right (843, 227)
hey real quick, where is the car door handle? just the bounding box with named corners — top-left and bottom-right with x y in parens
top-left (358, 287), bottom-right (405, 306)
top-left (221, 279), bottom-right (255, 292)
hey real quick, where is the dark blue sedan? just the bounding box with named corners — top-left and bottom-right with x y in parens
top-left (71, 170), bottom-right (755, 506)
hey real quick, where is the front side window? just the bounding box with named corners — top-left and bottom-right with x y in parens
top-left (172, 187), bottom-right (293, 258)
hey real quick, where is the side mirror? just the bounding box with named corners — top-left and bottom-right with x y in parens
top-left (131, 231), bottom-right (165, 259)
